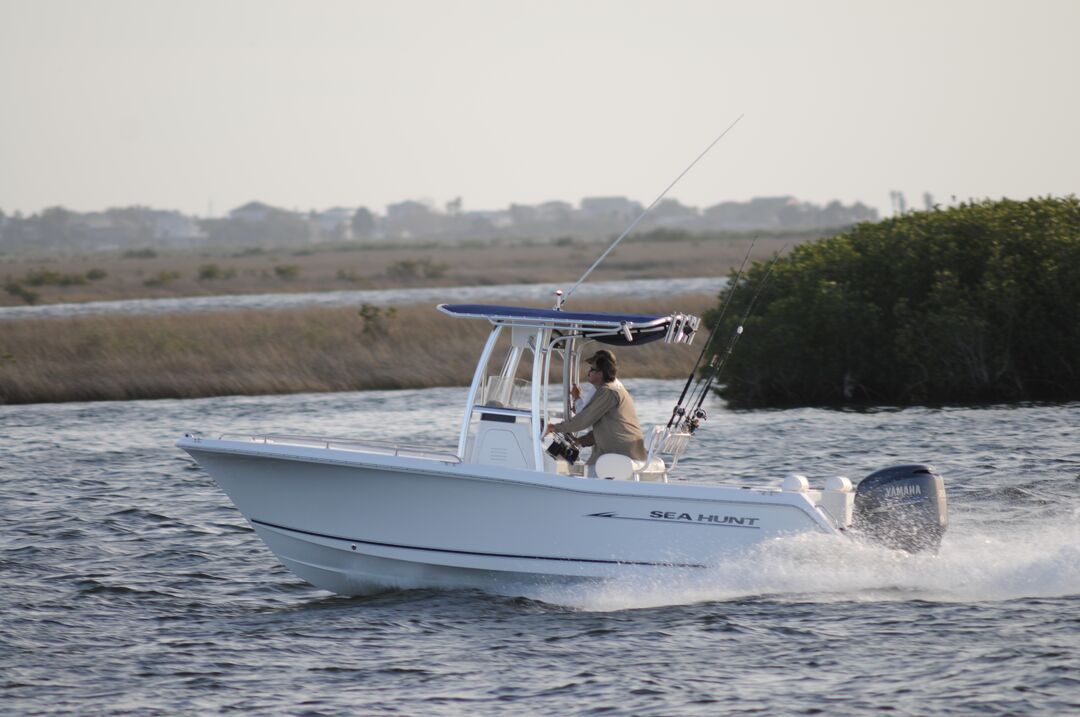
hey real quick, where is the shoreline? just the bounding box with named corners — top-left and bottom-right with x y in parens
top-left (0, 276), bottom-right (725, 321)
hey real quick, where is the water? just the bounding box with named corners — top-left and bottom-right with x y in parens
top-left (2, 381), bottom-right (1078, 715)
top-left (0, 277), bottom-right (725, 320)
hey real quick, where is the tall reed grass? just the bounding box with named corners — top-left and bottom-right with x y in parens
top-left (0, 296), bottom-right (713, 404)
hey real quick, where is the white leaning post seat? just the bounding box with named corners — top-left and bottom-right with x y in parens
top-left (595, 453), bottom-right (668, 482)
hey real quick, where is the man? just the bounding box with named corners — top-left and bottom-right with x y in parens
top-left (546, 349), bottom-right (646, 464)
top-left (572, 348), bottom-right (623, 412)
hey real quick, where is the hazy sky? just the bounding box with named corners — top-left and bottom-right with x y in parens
top-left (1, 0), bottom-right (1077, 218)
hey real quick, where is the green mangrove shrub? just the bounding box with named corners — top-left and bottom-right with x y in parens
top-left (708, 196), bottom-right (1080, 407)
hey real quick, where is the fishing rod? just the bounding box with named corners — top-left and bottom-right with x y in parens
top-left (665, 239), bottom-right (756, 428)
top-left (679, 248), bottom-right (785, 432)
top-left (675, 247), bottom-right (781, 430)
top-left (559, 114), bottom-right (744, 306)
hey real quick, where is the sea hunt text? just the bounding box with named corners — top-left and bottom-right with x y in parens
top-left (649, 511), bottom-right (760, 526)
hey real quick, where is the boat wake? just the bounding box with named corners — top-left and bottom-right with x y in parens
top-left (518, 507), bottom-right (1080, 611)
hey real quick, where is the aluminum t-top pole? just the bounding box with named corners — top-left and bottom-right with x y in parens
top-left (561, 114), bottom-right (744, 304)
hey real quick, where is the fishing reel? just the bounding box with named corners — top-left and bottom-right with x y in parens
top-left (545, 433), bottom-right (581, 464)
top-left (670, 406), bottom-right (708, 434)
top-left (686, 408), bottom-right (707, 434)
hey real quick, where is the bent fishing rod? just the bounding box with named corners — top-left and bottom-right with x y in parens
top-left (550, 114), bottom-right (758, 434)
top-left (558, 114), bottom-right (744, 306)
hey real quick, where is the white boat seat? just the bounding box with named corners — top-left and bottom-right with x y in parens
top-left (595, 453), bottom-right (668, 482)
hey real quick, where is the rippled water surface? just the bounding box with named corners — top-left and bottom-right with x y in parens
top-left (3, 381), bottom-right (1078, 715)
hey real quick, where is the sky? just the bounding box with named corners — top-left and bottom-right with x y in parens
top-left (1, 0), bottom-right (1077, 219)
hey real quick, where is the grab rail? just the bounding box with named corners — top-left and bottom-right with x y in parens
top-left (216, 433), bottom-right (462, 464)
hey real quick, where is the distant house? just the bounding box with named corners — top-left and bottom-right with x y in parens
top-left (315, 207), bottom-right (355, 240)
top-left (77, 212), bottom-right (126, 250)
top-left (229, 201), bottom-right (277, 222)
top-left (463, 209), bottom-right (512, 230)
top-left (385, 200), bottom-right (446, 238)
top-left (386, 200), bottom-right (432, 221)
top-left (148, 210), bottom-right (203, 243)
top-left (508, 203), bottom-right (538, 226)
top-left (650, 199), bottom-right (700, 227)
top-left (703, 196), bottom-right (798, 230)
top-left (580, 196), bottom-right (642, 223)
top-left (535, 200), bottom-right (574, 224)
top-left (701, 196), bottom-right (877, 231)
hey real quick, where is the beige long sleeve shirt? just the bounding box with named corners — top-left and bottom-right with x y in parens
top-left (551, 381), bottom-right (646, 464)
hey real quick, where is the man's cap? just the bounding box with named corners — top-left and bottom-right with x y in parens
top-left (585, 349), bottom-right (616, 368)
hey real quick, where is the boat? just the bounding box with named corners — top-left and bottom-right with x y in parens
top-left (177, 301), bottom-right (948, 596)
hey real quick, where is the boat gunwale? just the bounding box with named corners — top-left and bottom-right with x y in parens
top-left (212, 431), bottom-right (462, 463)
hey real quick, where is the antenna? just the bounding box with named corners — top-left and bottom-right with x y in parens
top-left (562, 114), bottom-right (744, 303)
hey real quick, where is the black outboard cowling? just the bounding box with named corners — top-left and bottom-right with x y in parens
top-left (853, 464), bottom-right (947, 553)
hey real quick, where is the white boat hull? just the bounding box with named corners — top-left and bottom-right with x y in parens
top-left (179, 435), bottom-right (838, 596)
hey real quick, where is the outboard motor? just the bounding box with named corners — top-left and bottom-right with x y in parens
top-left (853, 464), bottom-right (947, 553)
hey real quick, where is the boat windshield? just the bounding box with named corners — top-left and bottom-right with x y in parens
top-left (479, 376), bottom-right (531, 410)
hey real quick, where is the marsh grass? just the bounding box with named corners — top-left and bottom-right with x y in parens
top-left (0, 296), bottom-right (713, 404)
top-left (0, 235), bottom-right (796, 306)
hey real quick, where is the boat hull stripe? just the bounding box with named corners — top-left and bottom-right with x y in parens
top-left (250, 519), bottom-right (706, 569)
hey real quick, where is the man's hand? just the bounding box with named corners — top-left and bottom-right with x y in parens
top-left (570, 384), bottom-right (581, 400)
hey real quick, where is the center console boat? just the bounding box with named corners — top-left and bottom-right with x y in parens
top-left (178, 302), bottom-right (947, 596)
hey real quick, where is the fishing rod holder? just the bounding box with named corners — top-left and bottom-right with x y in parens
top-left (663, 314), bottom-right (701, 344)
